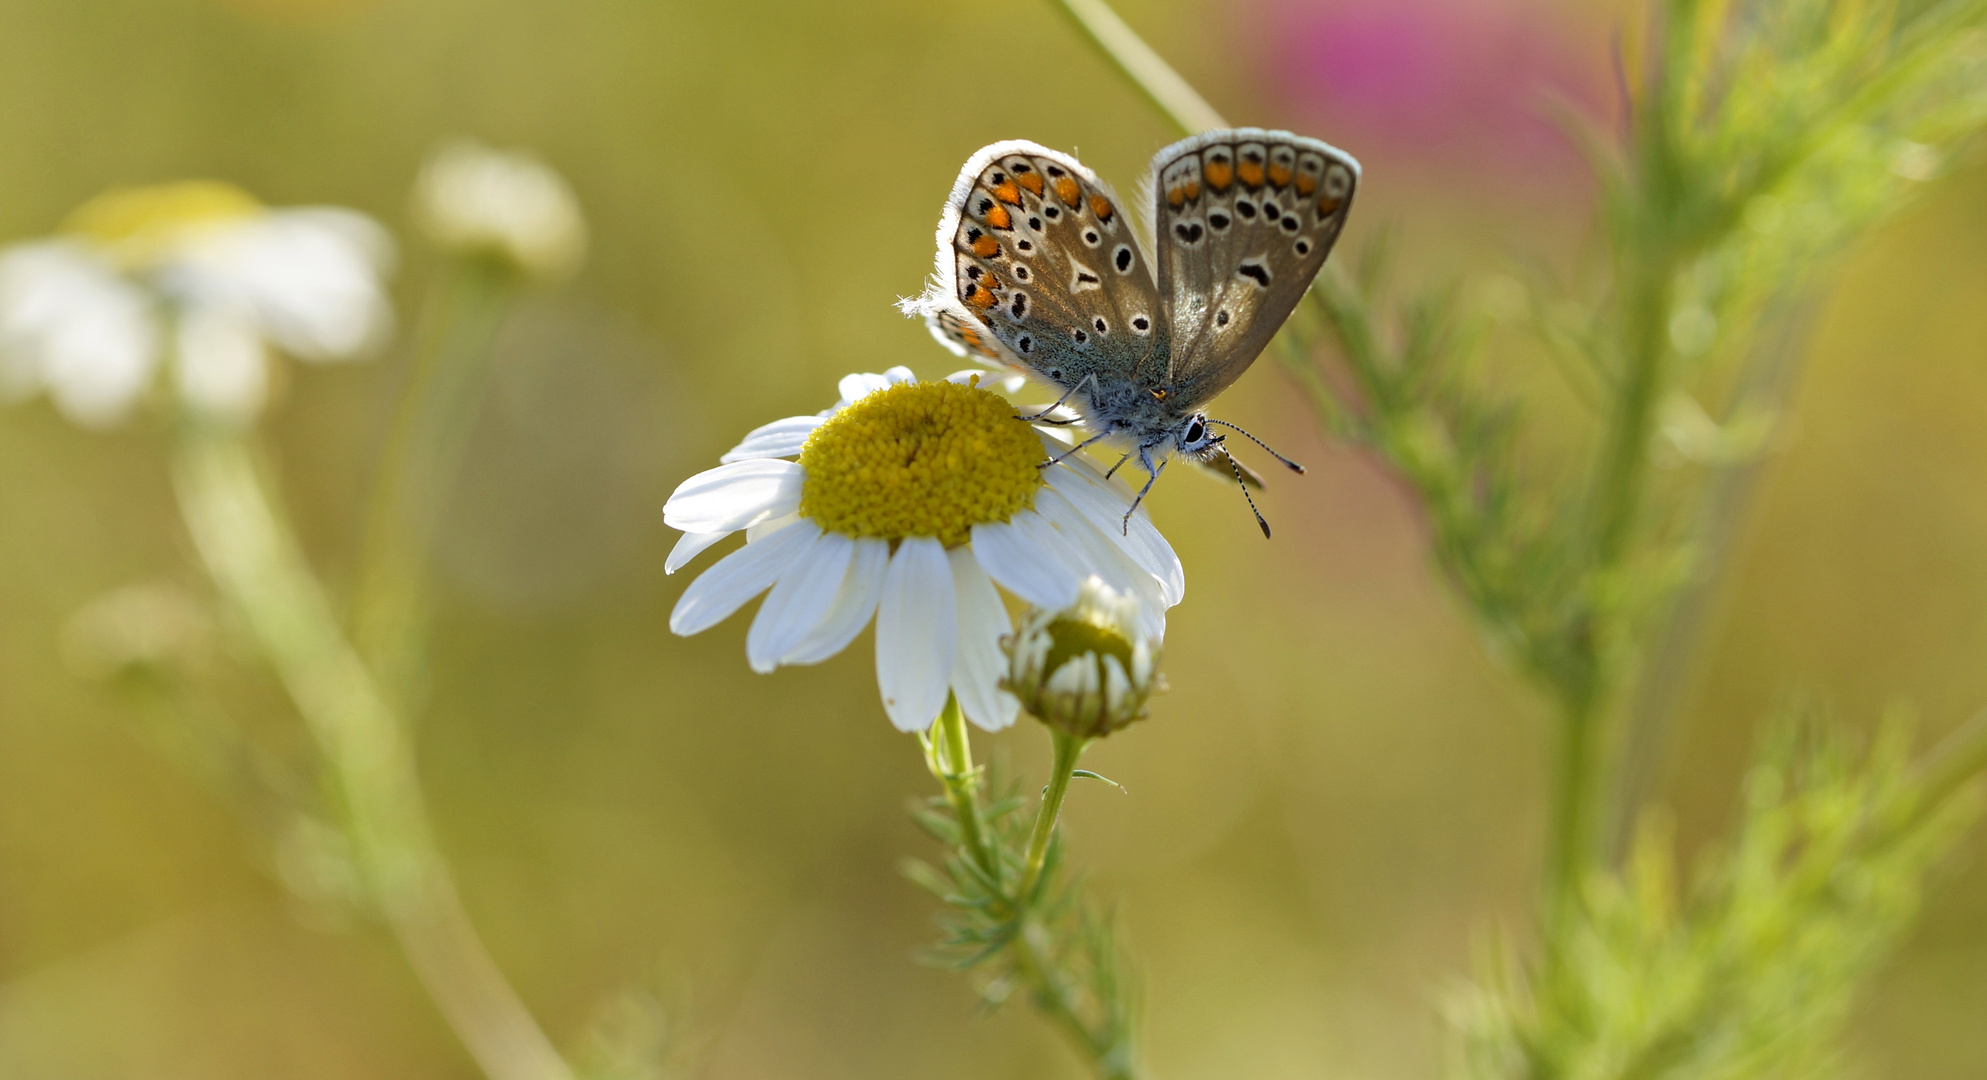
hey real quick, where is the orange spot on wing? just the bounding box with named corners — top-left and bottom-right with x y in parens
top-left (1295, 173), bottom-right (1318, 196)
top-left (1203, 159), bottom-right (1233, 190)
top-left (1054, 176), bottom-right (1081, 206)
top-left (966, 284), bottom-right (997, 310)
top-left (1237, 159), bottom-right (1265, 187)
top-left (1268, 163), bottom-right (1292, 187)
top-left (1088, 195), bottom-right (1114, 222)
top-left (1317, 194), bottom-right (1344, 216)
top-left (1184, 181), bottom-right (1201, 201)
top-left (1018, 171), bottom-right (1044, 196)
top-left (993, 180), bottom-right (1021, 205)
top-left (985, 204), bottom-right (1012, 229)
top-left (1167, 186), bottom-right (1186, 209)
top-left (971, 234), bottom-right (1000, 258)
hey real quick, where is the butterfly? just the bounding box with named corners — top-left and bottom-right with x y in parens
top-left (903, 128), bottom-right (1359, 537)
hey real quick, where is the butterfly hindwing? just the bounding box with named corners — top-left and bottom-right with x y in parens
top-left (1148, 129), bottom-right (1358, 404)
top-left (915, 141), bottom-right (1166, 395)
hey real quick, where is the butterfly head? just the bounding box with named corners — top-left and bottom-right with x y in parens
top-left (1173, 412), bottom-right (1223, 459)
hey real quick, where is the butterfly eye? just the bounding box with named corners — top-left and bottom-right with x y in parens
top-left (1186, 419), bottom-right (1205, 443)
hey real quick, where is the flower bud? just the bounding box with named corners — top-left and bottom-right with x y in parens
top-left (1003, 576), bottom-right (1164, 739)
top-left (412, 139), bottom-right (586, 281)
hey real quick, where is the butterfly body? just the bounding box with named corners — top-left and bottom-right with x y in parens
top-left (906, 129), bottom-right (1358, 527)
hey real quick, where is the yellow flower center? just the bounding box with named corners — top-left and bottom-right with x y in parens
top-left (63, 181), bottom-right (265, 267)
top-left (798, 378), bottom-right (1044, 547)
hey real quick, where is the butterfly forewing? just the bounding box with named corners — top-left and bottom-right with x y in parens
top-left (918, 141), bottom-right (1166, 394)
top-left (1148, 129), bottom-right (1357, 404)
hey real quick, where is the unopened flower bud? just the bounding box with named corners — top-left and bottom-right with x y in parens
top-left (1003, 576), bottom-right (1164, 739)
top-left (412, 139), bottom-right (586, 281)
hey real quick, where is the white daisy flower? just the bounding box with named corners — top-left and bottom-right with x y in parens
top-left (664, 367), bottom-right (1185, 733)
top-left (0, 180), bottom-right (393, 427)
top-left (412, 138), bottom-right (586, 281)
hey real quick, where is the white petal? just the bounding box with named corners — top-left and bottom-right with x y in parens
top-left (970, 513), bottom-right (1080, 610)
top-left (669, 520), bottom-right (818, 636)
top-left (1037, 489), bottom-right (1167, 639)
top-left (174, 305), bottom-right (267, 420)
top-left (746, 512), bottom-right (801, 542)
top-left (0, 241), bottom-right (158, 426)
top-left (1101, 654), bottom-right (1131, 713)
top-left (666, 530), bottom-right (730, 575)
top-left (720, 414), bottom-right (825, 463)
top-left (1048, 460), bottom-right (1184, 606)
top-left (163, 209), bottom-right (394, 362)
top-left (882, 365), bottom-right (916, 384)
top-left (746, 530), bottom-right (855, 673)
top-left (663, 459), bottom-right (804, 533)
top-left (875, 537), bottom-right (956, 732)
top-left (837, 371), bottom-right (891, 405)
top-left (1019, 498), bottom-right (1109, 581)
top-left (784, 537), bottom-right (889, 665)
top-left (949, 548), bottom-right (1018, 732)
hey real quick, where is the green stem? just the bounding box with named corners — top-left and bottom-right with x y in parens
top-left (1545, 686), bottom-right (1603, 928)
top-left (1605, 295), bottom-right (1819, 861)
top-left (352, 259), bottom-right (514, 704)
top-left (921, 707), bottom-right (1134, 1079)
top-left (171, 422), bottom-right (574, 1080)
top-left (1590, 258), bottom-right (1676, 568)
top-left (1020, 729), bottom-right (1087, 903)
top-left (1047, 0), bottom-right (1227, 136)
top-left (932, 695), bottom-right (1000, 883)
top-left (1913, 707), bottom-right (1987, 822)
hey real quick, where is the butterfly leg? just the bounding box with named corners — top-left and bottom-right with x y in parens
top-left (1015, 373), bottom-right (1096, 423)
top-left (1121, 454), bottom-right (1169, 534)
top-left (1042, 431), bottom-right (1110, 470)
top-left (1104, 453), bottom-right (1131, 481)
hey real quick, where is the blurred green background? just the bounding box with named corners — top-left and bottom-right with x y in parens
top-left (2, 0), bottom-right (1985, 1076)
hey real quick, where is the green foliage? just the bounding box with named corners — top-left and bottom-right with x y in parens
top-left (1286, 0), bottom-right (1987, 704)
top-left (1270, 0), bottom-right (1987, 913)
top-left (907, 715), bottom-right (1139, 1080)
top-left (904, 768), bottom-right (1138, 1080)
top-left (1448, 712), bottom-right (1982, 1080)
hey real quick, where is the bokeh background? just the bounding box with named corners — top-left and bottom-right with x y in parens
top-left (3, 0), bottom-right (1986, 1076)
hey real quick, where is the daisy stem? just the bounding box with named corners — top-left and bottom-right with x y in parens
top-left (170, 420), bottom-right (575, 1080)
top-left (353, 257), bottom-right (514, 704)
top-left (932, 695), bottom-right (1001, 882)
top-left (1020, 730), bottom-right (1088, 902)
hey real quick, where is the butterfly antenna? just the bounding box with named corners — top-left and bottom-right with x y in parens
top-left (1224, 445), bottom-right (1273, 539)
top-left (1206, 419), bottom-right (1306, 474)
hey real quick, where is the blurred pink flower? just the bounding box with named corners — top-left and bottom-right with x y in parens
top-left (1252, 0), bottom-right (1610, 192)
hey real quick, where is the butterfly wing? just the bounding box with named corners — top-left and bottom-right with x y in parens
top-left (908, 141), bottom-right (1167, 397)
top-left (1147, 129), bottom-right (1358, 405)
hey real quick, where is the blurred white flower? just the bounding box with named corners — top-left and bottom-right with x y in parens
top-left (59, 581), bottom-right (212, 679)
top-left (412, 139), bottom-right (586, 280)
top-left (0, 180), bottom-right (393, 427)
top-left (665, 368), bottom-right (1183, 733)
